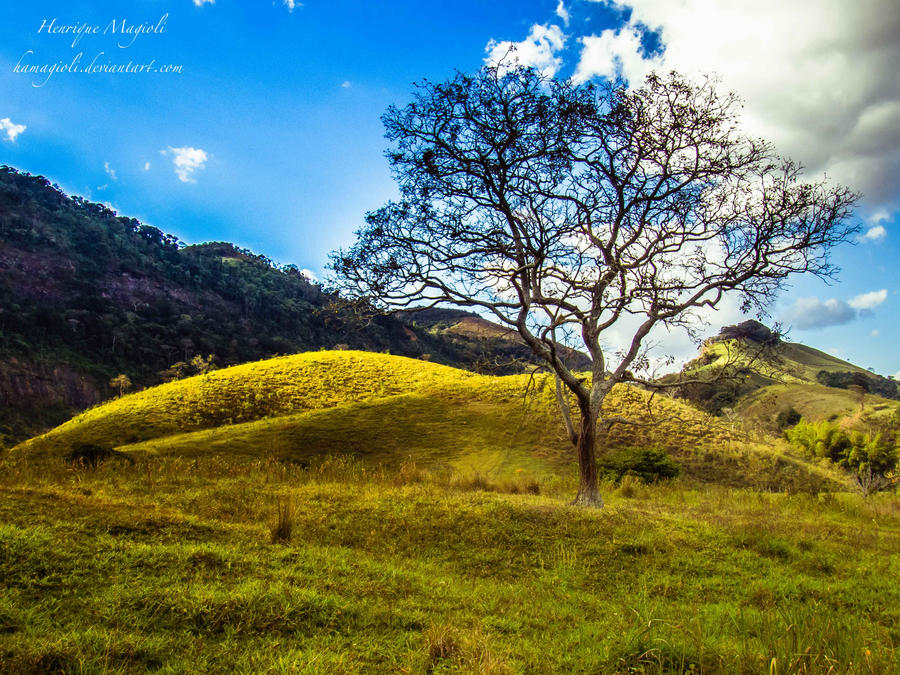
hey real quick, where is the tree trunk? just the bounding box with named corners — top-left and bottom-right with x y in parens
top-left (572, 400), bottom-right (603, 508)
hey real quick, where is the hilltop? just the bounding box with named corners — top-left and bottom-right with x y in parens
top-left (673, 320), bottom-right (899, 433)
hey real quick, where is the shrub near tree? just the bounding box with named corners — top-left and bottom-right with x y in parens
top-left (597, 448), bottom-right (681, 484)
top-left (786, 419), bottom-right (898, 493)
top-left (333, 64), bottom-right (859, 507)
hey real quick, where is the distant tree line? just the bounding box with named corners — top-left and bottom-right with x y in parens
top-left (815, 370), bottom-right (899, 400)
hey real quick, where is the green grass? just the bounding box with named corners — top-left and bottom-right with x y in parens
top-left (4, 349), bottom-right (892, 671)
top-left (0, 453), bottom-right (897, 673)
top-left (737, 383), bottom-right (900, 434)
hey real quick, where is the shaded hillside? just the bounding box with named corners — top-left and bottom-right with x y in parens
top-left (0, 167), bottom-right (584, 443)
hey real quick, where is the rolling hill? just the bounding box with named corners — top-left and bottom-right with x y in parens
top-left (674, 320), bottom-right (900, 433)
top-left (13, 349), bottom-right (847, 491)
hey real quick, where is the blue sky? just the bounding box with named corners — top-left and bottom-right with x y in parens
top-left (1, 0), bottom-right (898, 375)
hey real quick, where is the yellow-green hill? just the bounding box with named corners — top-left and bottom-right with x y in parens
top-left (697, 337), bottom-right (876, 384)
top-left (13, 351), bottom-right (479, 454)
top-left (14, 350), bottom-right (784, 482)
top-left (675, 323), bottom-right (899, 433)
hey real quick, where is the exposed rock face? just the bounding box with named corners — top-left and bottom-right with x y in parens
top-left (0, 358), bottom-right (104, 445)
top-left (716, 320), bottom-right (780, 345)
top-left (0, 358), bottom-right (98, 406)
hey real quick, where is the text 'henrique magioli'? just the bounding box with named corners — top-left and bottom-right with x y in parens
top-left (37, 14), bottom-right (169, 49)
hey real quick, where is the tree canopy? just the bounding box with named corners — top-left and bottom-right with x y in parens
top-left (333, 65), bottom-right (859, 506)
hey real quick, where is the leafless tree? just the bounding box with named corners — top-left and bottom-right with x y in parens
top-left (332, 65), bottom-right (859, 507)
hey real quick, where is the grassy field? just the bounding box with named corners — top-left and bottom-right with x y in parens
top-left (0, 453), bottom-right (897, 673)
top-left (3, 350), bottom-right (897, 672)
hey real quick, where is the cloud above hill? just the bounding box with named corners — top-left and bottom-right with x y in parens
top-left (0, 117), bottom-right (26, 142)
top-left (784, 289), bottom-right (887, 329)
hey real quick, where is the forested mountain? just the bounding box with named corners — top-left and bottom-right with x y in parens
top-left (0, 166), bottom-right (586, 444)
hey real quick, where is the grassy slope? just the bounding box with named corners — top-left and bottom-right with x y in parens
top-left (13, 351), bottom-right (485, 455)
top-left (14, 349), bottom-right (848, 489)
top-left (690, 339), bottom-right (900, 433)
top-left (0, 455), bottom-right (897, 673)
top-left (738, 383), bottom-right (900, 427)
top-left (697, 339), bottom-right (873, 384)
top-left (11, 351), bottom-right (731, 462)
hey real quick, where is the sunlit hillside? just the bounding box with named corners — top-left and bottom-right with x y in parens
top-left (11, 349), bottom-right (840, 488)
top-left (674, 323), bottom-right (900, 431)
top-left (698, 337), bottom-right (877, 384)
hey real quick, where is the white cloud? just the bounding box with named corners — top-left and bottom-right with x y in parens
top-left (555, 1), bottom-right (571, 27)
top-left (0, 117), bottom-right (26, 142)
top-left (871, 329), bottom-right (880, 337)
top-left (577, 0), bottom-right (900, 212)
top-left (572, 25), bottom-right (659, 85)
top-left (485, 23), bottom-right (567, 78)
top-left (860, 224), bottom-right (887, 242)
top-left (784, 296), bottom-right (857, 330)
top-left (341, 80), bottom-right (352, 88)
top-left (143, 161), bottom-right (151, 171)
top-left (849, 289), bottom-right (887, 310)
top-left (193, 0), bottom-right (214, 6)
top-left (163, 146), bottom-right (208, 183)
top-left (104, 161), bottom-right (117, 181)
top-left (300, 268), bottom-right (319, 282)
top-left (284, 0), bottom-right (302, 11)
top-left (860, 210), bottom-right (890, 241)
top-left (783, 289), bottom-right (886, 330)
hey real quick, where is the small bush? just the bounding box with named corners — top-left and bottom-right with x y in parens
top-left (395, 460), bottom-right (429, 485)
top-left (422, 624), bottom-right (510, 674)
top-left (617, 474), bottom-right (639, 498)
top-left (450, 472), bottom-right (494, 493)
top-left (449, 472), bottom-right (542, 496)
top-left (64, 444), bottom-right (134, 468)
top-left (786, 419), bottom-right (898, 476)
top-left (425, 624), bottom-right (460, 665)
top-left (597, 448), bottom-right (680, 484)
top-left (775, 406), bottom-right (802, 431)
